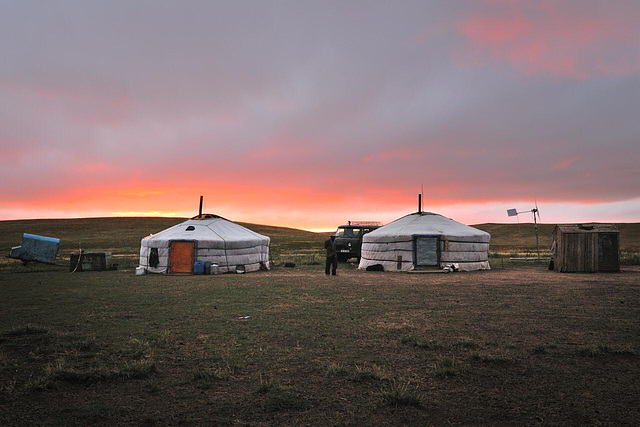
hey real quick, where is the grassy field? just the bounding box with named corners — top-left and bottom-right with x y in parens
top-left (473, 223), bottom-right (640, 265)
top-left (1, 218), bottom-right (639, 425)
top-left (0, 217), bottom-right (330, 272)
top-left (474, 222), bottom-right (640, 252)
top-left (1, 218), bottom-right (638, 271)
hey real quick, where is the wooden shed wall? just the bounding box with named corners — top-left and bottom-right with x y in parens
top-left (560, 233), bottom-right (597, 272)
top-left (553, 228), bottom-right (619, 273)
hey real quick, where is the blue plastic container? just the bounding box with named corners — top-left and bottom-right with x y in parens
top-left (194, 260), bottom-right (205, 275)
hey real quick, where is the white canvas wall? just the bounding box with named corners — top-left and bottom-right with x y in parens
top-left (358, 213), bottom-right (490, 272)
top-left (139, 217), bottom-right (270, 274)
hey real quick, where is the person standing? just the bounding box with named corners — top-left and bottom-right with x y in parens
top-left (324, 235), bottom-right (338, 275)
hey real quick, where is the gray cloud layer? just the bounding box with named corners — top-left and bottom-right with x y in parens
top-left (1, 1), bottom-right (639, 215)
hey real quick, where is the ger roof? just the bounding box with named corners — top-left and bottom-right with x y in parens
top-left (363, 212), bottom-right (490, 243)
top-left (144, 215), bottom-right (268, 243)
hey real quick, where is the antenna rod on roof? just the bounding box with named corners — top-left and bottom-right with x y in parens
top-left (199, 195), bottom-right (203, 217)
top-left (418, 193), bottom-right (422, 214)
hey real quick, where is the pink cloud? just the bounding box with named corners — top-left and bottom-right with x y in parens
top-left (73, 162), bottom-right (115, 173)
top-left (361, 147), bottom-right (415, 163)
top-left (457, 2), bottom-right (640, 78)
top-left (216, 112), bottom-right (241, 124)
top-left (0, 80), bottom-right (133, 127)
top-left (0, 151), bottom-right (23, 161)
top-left (462, 14), bottom-right (530, 44)
top-left (251, 138), bottom-right (311, 159)
top-left (552, 157), bottom-right (577, 170)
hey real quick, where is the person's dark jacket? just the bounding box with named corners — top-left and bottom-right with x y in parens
top-left (324, 238), bottom-right (337, 257)
top-left (149, 248), bottom-right (159, 268)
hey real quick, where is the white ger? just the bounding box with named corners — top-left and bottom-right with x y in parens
top-left (139, 214), bottom-right (270, 274)
top-left (358, 212), bottom-right (490, 272)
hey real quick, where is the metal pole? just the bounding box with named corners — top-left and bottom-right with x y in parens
top-left (199, 195), bottom-right (203, 217)
top-left (534, 211), bottom-right (540, 260)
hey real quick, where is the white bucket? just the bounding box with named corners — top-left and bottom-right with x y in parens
top-left (135, 266), bottom-right (146, 275)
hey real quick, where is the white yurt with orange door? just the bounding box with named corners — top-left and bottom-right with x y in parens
top-left (139, 214), bottom-right (270, 274)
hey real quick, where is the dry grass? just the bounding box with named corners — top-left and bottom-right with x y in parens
top-left (2, 265), bottom-right (639, 425)
top-left (1, 217), bottom-right (639, 425)
top-left (0, 217), bottom-right (330, 271)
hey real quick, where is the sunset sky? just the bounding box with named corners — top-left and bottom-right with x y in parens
top-left (1, 0), bottom-right (639, 231)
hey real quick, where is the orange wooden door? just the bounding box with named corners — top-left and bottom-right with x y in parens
top-left (170, 241), bottom-right (194, 273)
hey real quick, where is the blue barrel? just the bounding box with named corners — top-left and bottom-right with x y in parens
top-left (194, 260), bottom-right (205, 275)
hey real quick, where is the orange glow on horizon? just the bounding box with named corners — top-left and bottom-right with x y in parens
top-left (2, 179), bottom-right (638, 231)
top-left (111, 211), bottom-right (180, 217)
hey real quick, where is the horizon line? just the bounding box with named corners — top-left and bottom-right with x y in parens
top-left (0, 215), bottom-right (633, 234)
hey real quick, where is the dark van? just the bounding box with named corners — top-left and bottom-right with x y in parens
top-left (333, 221), bottom-right (382, 262)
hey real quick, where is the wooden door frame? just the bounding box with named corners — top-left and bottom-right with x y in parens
top-left (412, 234), bottom-right (441, 268)
top-left (597, 232), bottom-right (620, 272)
top-left (169, 240), bottom-right (196, 274)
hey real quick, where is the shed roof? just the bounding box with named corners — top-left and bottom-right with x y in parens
top-left (555, 224), bottom-right (619, 234)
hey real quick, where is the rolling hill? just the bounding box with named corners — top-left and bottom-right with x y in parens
top-left (474, 223), bottom-right (640, 251)
top-left (0, 218), bottom-right (638, 270)
top-left (0, 217), bottom-right (329, 269)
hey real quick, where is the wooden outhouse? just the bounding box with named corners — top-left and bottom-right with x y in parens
top-left (552, 224), bottom-right (619, 272)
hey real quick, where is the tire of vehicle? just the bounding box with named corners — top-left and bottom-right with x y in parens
top-left (337, 254), bottom-right (348, 263)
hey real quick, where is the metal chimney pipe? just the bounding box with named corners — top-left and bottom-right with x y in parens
top-left (199, 195), bottom-right (203, 217)
top-left (418, 193), bottom-right (422, 213)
